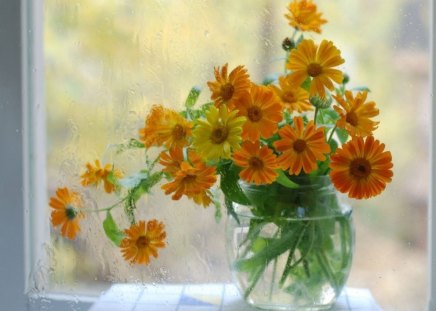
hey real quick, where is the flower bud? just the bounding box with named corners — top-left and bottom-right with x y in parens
top-left (310, 95), bottom-right (332, 109)
top-left (282, 37), bottom-right (295, 51)
top-left (342, 73), bottom-right (350, 85)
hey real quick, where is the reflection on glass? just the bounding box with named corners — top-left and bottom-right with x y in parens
top-left (42, 0), bottom-right (429, 309)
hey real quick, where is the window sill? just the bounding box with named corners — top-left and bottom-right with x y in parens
top-left (81, 283), bottom-right (382, 311)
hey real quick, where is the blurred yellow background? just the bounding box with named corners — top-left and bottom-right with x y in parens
top-left (44, 0), bottom-right (430, 310)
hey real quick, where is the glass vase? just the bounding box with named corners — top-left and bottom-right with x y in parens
top-left (225, 176), bottom-right (354, 310)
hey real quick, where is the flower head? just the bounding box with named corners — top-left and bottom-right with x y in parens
top-left (329, 136), bottom-right (393, 199)
top-left (120, 220), bottom-right (166, 265)
top-left (139, 105), bottom-right (193, 149)
top-left (192, 105), bottom-right (246, 161)
top-left (271, 75), bottom-right (312, 113)
top-left (81, 160), bottom-right (122, 194)
top-left (207, 64), bottom-right (251, 110)
top-left (49, 187), bottom-right (83, 239)
top-left (333, 91), bottom-right (379, 137)
top-left (236, 84), bottom-right (283, 142)
top-left (285, 0), bottom-right (327, 33)
top-left (274, 116), bottom-right (330, 175)
top-left (287, 39), bottom-right (344, 98)
top-left (161, 161), bottom-right (217, 202)
top-left (233, 141), bottom-right (279, 185)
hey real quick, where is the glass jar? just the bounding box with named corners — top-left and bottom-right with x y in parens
top-left (225, 176), bottom-right (354, 310)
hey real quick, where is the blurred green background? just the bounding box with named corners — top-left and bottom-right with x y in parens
top-left (44, 0), bottom-right (430, 310)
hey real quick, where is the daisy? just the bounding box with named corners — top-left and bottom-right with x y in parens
top-left (271, 75), bottom-right (312, 113)
top-left (333, 91), bottom-right (379, 137)
top-left (80, 159), bottom-right (123, 194)
top-left (49, 187), bottom-right (83, 240)
top-left (233, 141), bottom-right (279, 185)
top-left (273, 116), bottom-right (330, 175)
top-left (286, 39), bottom-right (344, 98)
top-left (285, 0), bottom-right (327, 33)
top-left (139, 105), bottom-right (193, 149)
top-left (192, 105), bottom-right (246, 161)
top-left (120, 220), bottom-right (166, 265)
top-left (161, 161), bottom-right (217, 201)
top-left (329, 136), bottom-right (393, 199)
top-left (207, 63), bottom-right (251, 110)
top-left (236, 84), bottom-right (283, 142)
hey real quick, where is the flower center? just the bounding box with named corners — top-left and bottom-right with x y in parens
top-left (307, 63), bottom-right (322, 77)
top-left (247, 106), bottom-right (263, 122)
top-left (248, 157), bottom-right (264, 170)
top-left (346, 111), bottom-right (359, 126)
top-left (282, 91), bottom-right (296, 103)
top-left (65, 205), bottom-right (77, 220)
top-left (210, 125), bottom-right (229, 144)
top-left (136, 236), bottom-right (150, 249)
top-left (172, 124), bottom-right (186, 140)
top-left (350, 158), bottom-right (372, 179)
top-left (221, 83), bottom-right (235, 101)
top-left (184, 174), bottom-right (197, 185)
top-left (293, 139), bottom-right (307, 153)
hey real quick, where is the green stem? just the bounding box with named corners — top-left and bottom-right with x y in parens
top-left (314, 107), bottom-right (319, 125)
top-left (82, 197), bottom-right (127, 213)
top-left (268, 228), bottom-right (281, 301)
top-left (244, 265), bottom-right (266, 300)
top-left (279, 221), bottom-right (310, 286)
top-left (327, 124), bottom-right (337, 143)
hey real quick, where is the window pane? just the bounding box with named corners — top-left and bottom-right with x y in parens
top-left (38, 1), bottom-right (429, 310)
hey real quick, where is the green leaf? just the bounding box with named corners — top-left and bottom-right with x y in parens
top-left (103, 211), bottom-right (125, 246)
top-left (301, 77), bottom-right (311, 91)
top-left (328, 139), bottom-right (338, 153)
top-left (225, 196), bottom-right (240, 224)
top-left (335, 128), bottom-right (349, 144)
top-left (218, 162), bottom-right (250, 206)
top-left (262, 73), bottom-right (279, 86)
top-left (185, 86), bottom-right (201, 108)
top-left (112, 138), bottom-right (145, 154)
top-left (351, 86), bottom-right (370, 92)
top-left (275, 170), bottom-right (299, 189)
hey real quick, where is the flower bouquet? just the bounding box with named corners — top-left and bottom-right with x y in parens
top-left (49, 0), bottom-right (393, 309)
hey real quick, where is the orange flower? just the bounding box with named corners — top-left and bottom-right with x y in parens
top-left (285, 0), bottom-right (327, 33)
top-left (333, 91), bottom-right (379, 137)
top-left (159, 148), bottom-right (204, 176)
top-left (286, 39), bottom-right (344, 98)
top-left (271, 75), bottom-right (312, 113)
top-left (161, 161), bottom-right (217, 202)
top-left (236, 84), bottom-right (283, 142)
top-left (120, 220), bottom-right (166, 265)
top-left (188, 191), bottom-right (213, 208)
top-left (233, 141), bottom-right (279, 185)
top-left (80, 160), bottom-right (122, 194)
top-left (274, 116), bottom-right (330, 175)
top-left (207, 63), bottom-right (251, 110)
top-left (139, 105), bottom-right (193, 149)
top-left (329, 136), bottom-right (393, 199)
top-left (49, 187), bottom-right (83, 240)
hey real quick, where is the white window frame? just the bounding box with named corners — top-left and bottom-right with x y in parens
top-left (0, 0), bottom-right (434, 310)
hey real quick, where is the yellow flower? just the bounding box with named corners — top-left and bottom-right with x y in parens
top-left (139, 105), bottom-right (193, 149)
top-left (49, 187), bottom-right (83, 240)
top-left (286, 39), bottom-right (344, 98)
top-left (236, 84), bottom-right (283, 142)
top-left (233, 141), bottom-right (279, 185)
top-left (274, 116), bottom-right (330, 175)
top-left (80, 159), bottom-right (122, 194)
top-left (333, 91), bottom-right (379, 137)
top-left (192, 105), bottom-right (246, 161)
top-left (285, 0), bottom-right (327, 33)
top-left (120, 220), bottom-right (166, 265)
top-left (329, 136), bottom-right (393, 199)
top-left (207, 63), bottom-right (251, 110)
top-left (271, 75), bottom-right (312, 113)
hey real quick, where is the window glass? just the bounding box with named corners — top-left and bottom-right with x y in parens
top-left (41, 0), bottom-right (429, 309)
